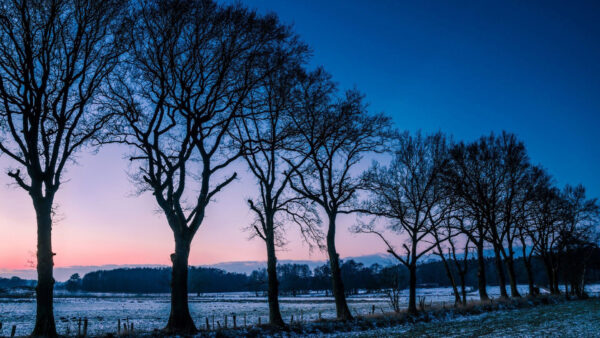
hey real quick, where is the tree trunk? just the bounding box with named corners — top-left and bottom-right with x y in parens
top-left (459, 272), bottom-right (467, 305)
top-left (327, 215), bottom-right (353, 320)
top-left (165, 234), bottom-right (196, 334)
top-left (504, 255), bottom-right (521, 298)
top-left (438, 249), bottom-right (460, 306)
top-left (553, 267), bottom-right (560, 294)
top-left (266, 229), bottom-right (285, 327)
top-left (493, 245), bottom-right (508, 299)
top-left (31, 198), bottom-right (58, 337)
top-left (524, 258), bottom-right (535, 296)
top-left (577, 265), bottom-right (586, 298)
top-left (476, 240), bottom-right (490, 301)
top-left (521, 245), bottom-right (535, 296)
top-left (408, 262), bottom-right (418, 314)
top-left (542, 256), bottom-right (555, 294)
top-left (563, 271), bottom-right (569, 297)
top-left (552, 252), bottom-right (560, 294)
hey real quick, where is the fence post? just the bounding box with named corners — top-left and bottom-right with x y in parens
top-left (10, 325), bottom-right (16, 338)
top-left (224, 315), bottom-right (227, 328)
top-left (83, 317), bottom-right (88, 337)
top-left (233, 314), bottom-right (236, 329)
top-left (118, 318), bottom-right (121, 335)
top-left (244, 313), bottom-right (247, 327)
top-left (206, 317), bottom-right (210, 330)
top-left (258, 317), bottom-right (261, 326)
top-left (78, 318), bottom-right (81, 336)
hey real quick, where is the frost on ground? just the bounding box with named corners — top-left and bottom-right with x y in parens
top-left (313, 298), bottom-right (600, 338)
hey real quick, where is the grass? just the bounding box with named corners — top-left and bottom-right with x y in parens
top-left (114, 296), bottom-right (598, 337)
top-left (353, 298), bottom-right (600, 337)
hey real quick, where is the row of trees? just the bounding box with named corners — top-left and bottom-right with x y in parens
top-left (0, 0), bottom-right (597, 336)
top-left (353, 132), bottom-right (600, 313)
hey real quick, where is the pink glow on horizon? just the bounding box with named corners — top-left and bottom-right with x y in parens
top-left (0, 145), bottom-right (390, 270)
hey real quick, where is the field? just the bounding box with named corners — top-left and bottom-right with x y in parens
top-left (0, 285), bottom-right (599, 336)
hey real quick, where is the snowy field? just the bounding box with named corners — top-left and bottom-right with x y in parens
top-left (1, 284), bottom-right (599, 336)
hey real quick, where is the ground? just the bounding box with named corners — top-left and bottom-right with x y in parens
top-left (319, 298), bottom-right (600, 337)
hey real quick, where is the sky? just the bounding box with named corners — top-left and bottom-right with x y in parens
top-left (1, 1), bottom-right (599, 271)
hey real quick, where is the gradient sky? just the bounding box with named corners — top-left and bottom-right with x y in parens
top-left (1, 1), bottom-right (599, 270)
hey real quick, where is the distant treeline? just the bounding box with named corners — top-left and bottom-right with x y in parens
top-left (62, 250), bottom-right (600, 295)
top-left (0, 276), bottom-right (35, 291)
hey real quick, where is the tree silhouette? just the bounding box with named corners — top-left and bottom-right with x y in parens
top-left (0, 0), bottom-right (126, 335)
top-left (496, 133), bottom-right (530, 298)
top-left (231, 44), bottom-right (323, 326)
top-left (289, 69), bottom-right (391, 320)
top-left (443, 134), bottom-right (512, 299)
top-left (557, 184), bottom-right (599, 296)
top-left (356, 132), bottom-right (449, 314)
top-left (103, 0), bottom-right (293, 333)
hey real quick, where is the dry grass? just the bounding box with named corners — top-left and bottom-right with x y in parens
top-left (159, 295), bottom-right (582, 337)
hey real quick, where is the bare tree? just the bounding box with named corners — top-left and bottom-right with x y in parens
top-left (450, 231), bottom-right (473, 305)
top-left (443, 140), bottom-right (494, 301)
top-left (432, 211), bottom-right (472, 306)
top-left (0, 0), bottom-right (125, 335)
top-left (431, 217), bottom-right (461, 306)
top-left (524, 169), bottom-right (565, 294)
top-left (232, 56), bottom-right (325, 326)
top-left (557, 184), bottom-right (599, 297)
top-left (497, 133), bottom-right (530, 298)
top-left (516, 165), bottom-right (549, 296)
top-left (443, 134), bottom-right (511, 299)
top-left (289, 69), bottom-right (391, 320)
top-left (103, 0), bottom-right (292, 333)
top-left (355, 132), bottom-right (449, 314)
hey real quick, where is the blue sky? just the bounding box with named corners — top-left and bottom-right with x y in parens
top-left (242, 0), bottom-right (600, 197)
top-left (2, 1), bottom-right (599, 272)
